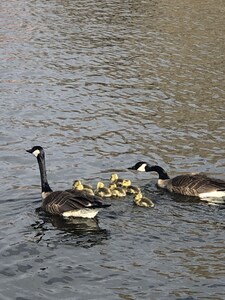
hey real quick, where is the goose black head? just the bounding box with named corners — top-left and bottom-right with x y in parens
top-left (128, 162), bottom-right (170, 179)
top-left (26, 146), bottom-right (44, 158)
top-left (128, 162), bottom-right (149, 172)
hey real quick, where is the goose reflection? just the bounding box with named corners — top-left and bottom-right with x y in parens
top-left (168, 192), bottom-right (225, 206)
top-left (30, 207), bottom-right (110, 247)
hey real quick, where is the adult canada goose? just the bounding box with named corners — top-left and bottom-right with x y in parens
top-left (109, 183), bottom-right (126, 197)
top-left (128, 162), bottom-right (225, 199)
top-left (72, 180), bottom-right (95, 195)
top-left (26, 146), bottom-right (110, 218)
top-left (95, 182), bottom-right (112, 198)
top-left (134, 192), bottom-right (154, 208)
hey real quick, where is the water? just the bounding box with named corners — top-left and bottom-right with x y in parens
top-left (1, 0), bottom-right (225, 299)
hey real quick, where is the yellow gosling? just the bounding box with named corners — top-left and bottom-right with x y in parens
top-left (120, 179), bottom-right (140, 195)
top-left (120, 179), bottom-right (132, 187)
top-left (134, 192), bottom-right (154, 208)
top-left (109, 183), bottom-right (126, 197)
top-left (72, 180), bottom-right (95, 195)
top-left (126, 185), bottom-right (141, 195)
top-left (95, 182), bottom-right (112, 198)
top-left (110, 173), bottom-right (127, 186)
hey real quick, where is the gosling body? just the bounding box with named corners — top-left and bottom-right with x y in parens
top-left (126, 185), bottom-right (141, 195)
top-left (95, 182), bottom-right (112, 198)
top-left (109, 183), bottom-right (126, 197)
top-left (134, 192), bottom-right (154, 208)
top-left (121, 180), bottom-right (140, 195)
top-left (73, 180), bottom-right (95, 195)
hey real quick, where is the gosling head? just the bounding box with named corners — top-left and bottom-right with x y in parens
top-left (73, 180), bottom-right (83, 188)
top-left (121, 179), bottom-right (131, 187)
top-left (97, 182), bottom-right (105, 189)
top-left (110, 173), bottom-right (119, 182)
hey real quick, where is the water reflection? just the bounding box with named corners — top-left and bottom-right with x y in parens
top-left (164, 192), bottom-right (225, 207)
top-left (29, 209), bottom-right (110, 248)
top-left (1, 0), bottom-right (225, 299)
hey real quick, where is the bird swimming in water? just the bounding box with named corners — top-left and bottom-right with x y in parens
top-left (110, 173), bottom-right (130, 187)
top-left (72, 180), bottom-right (95, 195)
top-left (26, 146), bottom-right (110, 218)
top-left (120, 179), bottom-right (141, 195)
top-left (95, 181), bottom-right (112, 198)
top-left (109, 183), bottom-right (126, 197)
top-left (134, 192), bottom-right (154, 208)
top-left (128, 162), bottom-right (225, 199)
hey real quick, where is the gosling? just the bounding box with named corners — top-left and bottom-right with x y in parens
top-left (134, 192), bottom-right (154, 208)
top-left (121, 180), bottom-right (141, 195)
top-left (73, 180), bottom-right (95, 195)
top-left (95, 182), bottom-right (112, 198)
top-left (109, 183), bottom-right (126, 197)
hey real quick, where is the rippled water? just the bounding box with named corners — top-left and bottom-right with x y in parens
top-left (1, 0), bottom-right (225, 299)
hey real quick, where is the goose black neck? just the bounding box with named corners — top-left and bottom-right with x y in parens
top-left (37, 153), bottom-right (53, 193)
top-left (146, 165), bottom-right (170, 180)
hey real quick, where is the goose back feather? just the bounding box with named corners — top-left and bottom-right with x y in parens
top-left (161, 173), bottom-right (225, 197)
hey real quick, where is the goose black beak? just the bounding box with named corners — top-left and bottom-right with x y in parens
top-left (26, 149), bottom-right (33, 153)
top-left (128, 166), bottom-right (135, 170)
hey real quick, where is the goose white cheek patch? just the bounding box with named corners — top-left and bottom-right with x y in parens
top-left (33, 149), bottom-right (41, 157)
top-left (137, 163), bottom-right (147, 172)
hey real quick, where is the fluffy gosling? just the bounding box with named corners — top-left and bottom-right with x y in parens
top-left (73, 180), bottom-right (95, 195)
top-left (134, 192), bottom-right (154, 208)
top-left (109, 183), bottom-right (126, 197)
top-left (95, 182), bottom-right (112, 198)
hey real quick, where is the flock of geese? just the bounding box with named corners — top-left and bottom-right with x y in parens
top-left (26, 146), bottom-right (225, 219)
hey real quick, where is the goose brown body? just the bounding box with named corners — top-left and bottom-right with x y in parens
top-left (43, 190), bottom-right (107, 215)
top-left (163, 173), bottom-right (225, 197)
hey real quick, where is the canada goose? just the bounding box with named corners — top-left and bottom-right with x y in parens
top-left (72, 180), bottom-right (95, 195)
top-left (109, 183), bottom-right (126, 197)
top-left (26, 146), bottom-right (110, 218)
top-left (134, 192), bottom-right (154, 208)
top-left (128, 162), bottom-right (225, 199)
top-left (95, 182), bottom-right (112, 198)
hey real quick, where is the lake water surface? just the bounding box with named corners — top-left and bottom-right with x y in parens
top-left (1, 0), bottom-right (225, 299)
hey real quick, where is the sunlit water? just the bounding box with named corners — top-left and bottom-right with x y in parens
top-left (1, 0), bottom-right (225, 299)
